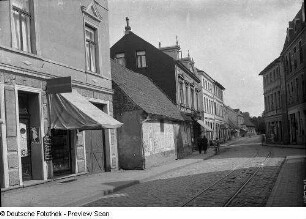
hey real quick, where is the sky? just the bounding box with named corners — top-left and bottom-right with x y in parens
top-left (108, 0), bottom-right (303, 117)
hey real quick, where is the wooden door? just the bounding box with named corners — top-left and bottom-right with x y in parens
top-left (85, 130), bottom-right (105, 173)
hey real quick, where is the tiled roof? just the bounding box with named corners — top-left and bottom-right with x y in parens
top-left (243, 116), bottom-right (255, 127)
top-left (228, 118), bottom-right (239, 129)
top-left (111, 60), bottom-right (184, 121)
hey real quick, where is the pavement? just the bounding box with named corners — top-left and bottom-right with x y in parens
top-left (2, 136), bottom-right (305, 207)
top-left (266, 155), bottom-right (306, 207)
top-left (1, 144), bottom-right (219, 207)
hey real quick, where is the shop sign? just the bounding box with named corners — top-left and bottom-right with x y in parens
top-left (43, 134), bottom-right (52, 161)
top-left (46, 76), bottom-right (72, 94)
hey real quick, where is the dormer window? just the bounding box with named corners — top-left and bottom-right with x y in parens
top-left (115, 53), bottom-right (126, 67)
top-left (11, 0), bottom-right (33, 53)
top-left (136, 51), bottom-right (147, 68)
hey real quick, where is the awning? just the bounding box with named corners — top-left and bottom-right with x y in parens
top-left (196, 120), bottom-right (213, 132)
top-left (50, 90), bottom-right (123, 130)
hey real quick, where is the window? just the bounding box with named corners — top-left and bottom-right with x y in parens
top-left (11, 0), bottom-right (32, 53)
top-left (278, 91), bottom-right (281, 108)
top-left (296, 78), bottom-right (299, 100)
top-left (191, 88), bottom-right (194, 109)
top-left (136, 51), bottom-right (147, 68)
top-left (289, 52), bottom-right (292, 72)
top-left (85, 25), bottom-right (97, 72)
top-left (115, 53), bottom-right (126, 67)
top-left (195, 92), bottom-right (198, 110)
top-left (179, 82), bottom-right (184, 105)
top-left (294, 47), bottom-right (297, 69)
top-left (299, 41), bottom-right (303, 64)
top-left (185, 85), bottom-right (189, 107)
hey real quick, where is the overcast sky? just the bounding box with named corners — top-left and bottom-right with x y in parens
top-left (108, 0), bottom-right (303, 117)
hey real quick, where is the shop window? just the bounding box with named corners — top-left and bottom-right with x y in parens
top-left (11, 0), bottom-right (34, 53)
top-left (136, 51), bottom-right (147, 68)
top-left (85, 25), bottom-right (97, 73)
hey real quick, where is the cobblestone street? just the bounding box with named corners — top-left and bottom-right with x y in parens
top-left (85, 136), bottom-right (305, 207)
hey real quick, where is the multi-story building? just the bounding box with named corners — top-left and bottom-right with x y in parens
top-left (197, 69), bottom-right (226, 140)
top-left (110, 19), bottom-right (202, 157)
top-left (259, 57), bottom-right (288, 144)
top-left (224, 105), bottom-right (239, 139)
top-left (0, 0), bottom-right (121, 189)
top-left (281, 2), bottom-right (305, 145)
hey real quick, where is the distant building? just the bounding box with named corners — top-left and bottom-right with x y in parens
top-left (281, 2), bottom-right (305, 145)
top-left (234, 109), bottom-right (247, 137)
top-left (242, 114), bottom-right (257, 136)
top-left (111, 60), bottom-right (185, 169)
top-left (197, 69), bottom-right (226, 141)
top-left (259, 57), bottom-right (288, 144)
top-left (110, 19), bottom-right (202, 157)
top-left (224, 106), bottom-right (240, 139)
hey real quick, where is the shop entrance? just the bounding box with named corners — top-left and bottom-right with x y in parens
top-left (51, 129), bottom-right (72, 176)
top-left (18, 91), bottom-right (42, 181)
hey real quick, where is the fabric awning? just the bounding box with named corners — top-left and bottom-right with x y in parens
top-left (196, 120), bottom-right (213, 132)
top-left (50, 90), bottom-right (123, 130)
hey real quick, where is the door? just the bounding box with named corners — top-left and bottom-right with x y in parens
top-left (85, 129), bottom-right (106, 173)
top-left (20, 119), bottom-right (32, 181)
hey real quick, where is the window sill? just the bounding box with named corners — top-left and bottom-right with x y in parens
top-left (0, 45), bottom-right (42, 61)
top-left (137, 66), bottom-right (148, 69)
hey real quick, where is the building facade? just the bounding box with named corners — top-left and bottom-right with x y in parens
top-left (111, 61), bottom-right (185, 169)
top-left (0, 0), bottom-right (120, 189)
top-left (110, 21), bottom-right (202, 156)
top-left (281, 2), bottom-right (306, 145)
top-left (259, 57), bottom-right (288, 144)
top-left (197, 69), bottom-right (226, 141)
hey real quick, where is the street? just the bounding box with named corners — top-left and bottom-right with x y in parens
top-left (84, 136), bottom-right (305, 207)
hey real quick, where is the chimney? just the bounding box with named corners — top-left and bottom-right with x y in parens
top-left (125, 17), bottom-right (131, 35)
top-left (159, 36), bottom-right (181, 60)
top-left (159, 42), bottom-right (161, 48)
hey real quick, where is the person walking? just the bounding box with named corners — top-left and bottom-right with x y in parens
top-left (261, 133), bottom-right (266, 146)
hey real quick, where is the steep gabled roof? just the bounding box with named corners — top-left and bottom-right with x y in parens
top-left (281, 3), bottom-right (305, 53)
top-left (111, 60), bottom-right (184, 121)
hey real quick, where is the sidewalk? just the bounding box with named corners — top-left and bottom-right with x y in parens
top-left (263, 143), bottom-right (305, 150)
top-left (266, 155), bottom-right (306, 207)
top-left (1, 147), bottom-right (217, 207)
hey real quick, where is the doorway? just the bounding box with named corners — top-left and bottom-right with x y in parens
top-left (85, 102), bottom-right (108, 173)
